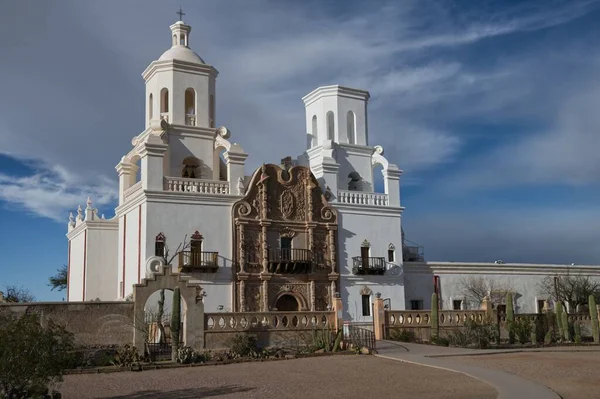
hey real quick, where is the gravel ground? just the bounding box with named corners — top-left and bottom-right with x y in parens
top-left (452, 351), bottom-right (600, 399)
top-left (61, 355), bottom-right (497, 399)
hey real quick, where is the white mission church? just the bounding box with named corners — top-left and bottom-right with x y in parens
top-left (65, 18), bottom-right (600, 321)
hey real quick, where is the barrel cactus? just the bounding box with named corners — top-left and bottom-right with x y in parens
top-left (171, 287), bottom-right (181, 362)
top-left (506, 292), bottom-right (515, 344)
top-left (589, 295), bottom-right (599, 343)
top-left (431, 293), bottom-right (439, 339)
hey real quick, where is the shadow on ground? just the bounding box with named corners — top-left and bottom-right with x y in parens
top-left (101, 385), bottom-right (254, 398)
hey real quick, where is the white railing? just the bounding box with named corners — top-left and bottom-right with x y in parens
top-left (185, 114), bottom-right (196, 126)
top-left (337, 190), bottom-right (388, 206)
top-left (123, 181), bottom-right (142, 202)
top-left (164, 177), bottom-right (230, 194)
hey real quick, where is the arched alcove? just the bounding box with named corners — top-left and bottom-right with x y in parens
top-left (133, 265), bottom-right (205, 351)
top-left (209, 95), bottom-right (215, 128)
top-left (185, 88), bottom-right (196, 126)
top-left (172, 34), bottom-right (177, 46)
top-left (212, 146), bottom-right (227, 181)
top-left (326, 111), bottom-right (334, 141)
top-left (180, 33), bottom-right (186, 46)
top-left (347, 111), bottom-right (355, 144)
top-left (160, 88), bottom-right (169, 119)
top-left (148, 94), bottom-right (153, 121)
top-left (181, 156), bottom-right (200, 179)
top-left (130, 154), bottom-right (142, 184)
top-left (275, 294), bottom-right (299, 311)
top-left (311, 115), bottom-right (318, 145)
top-left (372, 163), bottom-right (384, 193)
top-left (143, 288), bottom-right (187, 344)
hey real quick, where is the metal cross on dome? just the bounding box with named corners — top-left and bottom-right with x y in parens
top-left (176, 6), bottom-right (185, 21)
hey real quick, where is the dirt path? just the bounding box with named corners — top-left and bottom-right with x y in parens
top-left (61, 355), bottom-right (497, 399)
top-left (452, 351), bottom-right (600, 399)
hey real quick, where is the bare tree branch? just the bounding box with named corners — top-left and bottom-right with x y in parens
top-left (538, 273), bottom-right (600, 312)
top-left (459, 276), bottom-right (514, 309)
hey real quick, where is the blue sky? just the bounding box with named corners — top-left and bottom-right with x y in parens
top-left (2, 0), bottom-right (600, 301)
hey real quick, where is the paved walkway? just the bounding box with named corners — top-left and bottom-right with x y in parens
top-left (375, 341), bottom-right (562, 399)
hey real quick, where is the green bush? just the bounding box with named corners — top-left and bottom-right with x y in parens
top-left (447, 319), bottom-right (498, 349)
top-left (0, 313), bottom-right (75, 398)
top-left (389, 328), bottom-right (417, 343)
top-left (176, 346), bottom-right (198, 364)
top-left (311, 327), bottom-right (336, 351)
top-left (230, 333), bottom-right (260, 358)
top-left (430, 334), bottom-right (449, 346)
top-left (509, 318), bottom-right (533, 344)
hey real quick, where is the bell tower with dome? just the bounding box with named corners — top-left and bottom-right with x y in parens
top-left (142, 18), bottom-right (217, 129)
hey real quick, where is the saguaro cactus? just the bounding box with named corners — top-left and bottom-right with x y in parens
top-left (561, 308), bottom-right (570, 341)
top-left (555, 302), bottom-right (564, 340)
top-left (171, 287), bottom-right (181, 362)
top-left (589, 295), bottom-right (599, 344)
top-left (431, 293), bottom-right (439, 339)
top-left (506, 292), bottom-right (515, 344)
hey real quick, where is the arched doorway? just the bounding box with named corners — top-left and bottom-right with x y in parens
top-left (275, 294), bottom-right (299, 311)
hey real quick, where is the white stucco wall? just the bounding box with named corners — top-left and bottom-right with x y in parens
top-left (334, 206), bottom-right (405, 321)
top-left (84, 224), bottom-right (119, 301)
top-left (404, 262), bottom-right (600, 313)
top-left (143, 196), bottom-right (238, 311)
top-left (67, 229), bottom-right (86, 302)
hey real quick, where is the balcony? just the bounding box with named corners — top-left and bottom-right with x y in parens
top-left (164, 177), bottom-right (230, 195)
top-left (185, 114), bottom-right (196, 126)
top-left (352, 256), bottom-right (386, 275)
top-left (178, 251), bottom-right (219, 273)
top-left (267, 248), bottom-right (313, 274)
top-left (337, 190), bottom-right (388, 206)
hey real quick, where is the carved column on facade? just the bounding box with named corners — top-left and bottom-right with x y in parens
top-left (310, 280), bottom-right (316, 311)
top-left (238, 222), bottom-right (246, 273)
top-left (261, 223), bottom-right (268, 273)
top-left (262, 279), bottom-right (269, 311)
top-left (328, 227), bottom-right (336, 273)
top-left (306, 179), bottom-right (314, 223)
top-left (239, 280), bottom-right (246, 311)
top-left (330, 280), bottom-right (336, 308)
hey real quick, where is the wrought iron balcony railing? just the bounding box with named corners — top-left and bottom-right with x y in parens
top-left (267, 248), bottom-right (313, 274)
top-left (352, 256), bottom-right (386, 275)
top-left (402, 245), bottom-right (424, 262)
top-left (178, 251), bottom-right (219, 273)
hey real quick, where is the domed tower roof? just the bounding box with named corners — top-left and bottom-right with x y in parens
top-left (157, 20), bottom-right (205, 64)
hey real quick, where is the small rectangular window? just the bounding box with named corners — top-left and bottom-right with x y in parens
top-left (362, 295), bottom-right (371, 316)
top-left (410, 300), bottom-right (423, 310)
top-left (453, 300), bottom-right (462, 310)
top-left (155, 241), bottom-right (165, 257)
top-left (388, 249), bottom-right (395, 262)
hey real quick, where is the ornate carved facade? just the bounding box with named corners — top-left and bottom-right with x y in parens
top-left (232, 164), bottom-right (338, 311)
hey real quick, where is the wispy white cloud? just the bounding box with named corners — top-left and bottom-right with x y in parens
top-left (0, 161), bottom-right (117, 221)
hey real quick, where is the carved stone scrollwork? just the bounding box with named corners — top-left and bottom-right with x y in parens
top-left (237, 201), bottom-right (252, 217)
top-left (321, 207), bottom-right (334, 221)
top-left (279, 226), bottom-right (296, 238)
top-left (360, 285), bottom-right (373, 296)
top-left (280, 190), bottom-right (295, 219)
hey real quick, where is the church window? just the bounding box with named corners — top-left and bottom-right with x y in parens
top-left (160, 88), bottom-right (169, 113)
top-left (148, 94), bottom-right (153, 120)
top-left (347, 111), bottom-right (355, 144)
top-left (280, 236), bottom-right (292, 261)
top-left (155, 233), bottom-right (165, 257)
top-left (361, 294), bottom-right (371, 316)
top-left (311, 115), bottom-right (318, 147)
top-left (410, 300), bottom-right (423, 310)
top-left (209, 94), bottom-right (215, 128)
top-left (185, 88), bottom-right (196, 126)
top-left (388, 249), bottom-right (394, 262)
top-left (326, 111), bottom-right (334, 141)
top-left (453, 300), bottom-right (463, 310)
top-left (172, 34), bottom-right (177, 46)
top-left (180, 34), bottom-right (186, 46)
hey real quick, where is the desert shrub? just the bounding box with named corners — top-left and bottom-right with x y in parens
top-left (111, 344), bottom-right (141, 368)
top-left (0, 313), bottom-right (75, 399)
top-left (430, 334), bottom-right (449, 347)
top-left (230, 333), bottom-right (259, 358)
top-left (176, 346), bottom-right (198, 364)
top-left (447, 319), bottom-right (497, 349)
top-left (389, 328), bottom-right (416, 343)
top-left (212, 349), bottom-right (234, 362)
top-left (509, 318), bottom-right (533, 344)
top-left (311, 327), bottom-right (336, 352)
